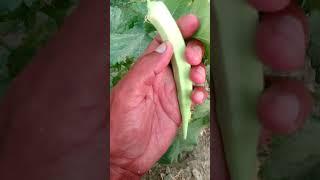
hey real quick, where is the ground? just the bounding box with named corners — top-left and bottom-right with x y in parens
top-left (142, 128), bottom-right (210, 180)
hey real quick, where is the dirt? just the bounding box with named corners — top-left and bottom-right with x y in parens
top-left (142, 128), bottom-right (210, 180)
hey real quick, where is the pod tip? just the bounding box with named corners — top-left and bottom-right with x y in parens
top-left (183, 123), bottom-right (188, 139)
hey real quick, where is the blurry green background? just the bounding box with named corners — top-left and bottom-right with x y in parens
top-left (0, 0), bottom-right (79, 98)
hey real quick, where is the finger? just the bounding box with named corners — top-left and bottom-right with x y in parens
top-left (143, 14), bottom-right (200, 54)
top-left (155, 14), bottom-right (200, 40)
top-left (136, 42), bottom-right (174, 75)
top-left (141, 38), bottom-right (162, 56)
top-left (126, 42), bottom-right (174, 89)
top-left (191, 87), bottom-right (208, 105)
top-left (113, 43), bottom-right (173, 104)
top-left (176, 14), bottom-right (200, 38)
top-left (190, 64), bottom-right (206, 84)
top-left (185, 40), bottom-right (205, 66)
top-left (257, 80), bottom-right (313, 135)
top-left (248, 0), bottom-right (290, 12)
top-left (260, 1), bottom-right (309, 45)
top-left (256, 11), bottom-right (306, 72)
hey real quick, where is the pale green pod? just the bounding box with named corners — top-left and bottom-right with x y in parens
top-left (146, 0), bottom-right (193, 139)
top-left (212, 0), bottom-right (264, 179)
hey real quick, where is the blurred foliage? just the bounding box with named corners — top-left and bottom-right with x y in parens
top-left (0, 0), bottom-right (79, 98)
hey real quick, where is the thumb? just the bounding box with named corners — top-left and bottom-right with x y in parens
top-left (133, 41), bottom-right (173, 76)
top-left (113, 41), bottom-right (173, 95)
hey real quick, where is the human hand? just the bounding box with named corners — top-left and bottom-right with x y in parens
top-left (110, 15), bottom-right (208, 178)
top-left (213, 1), bottom-right (313, 179)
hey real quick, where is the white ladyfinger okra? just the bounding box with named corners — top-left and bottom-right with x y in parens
top-left (146, 0), bottom-right (193, 139)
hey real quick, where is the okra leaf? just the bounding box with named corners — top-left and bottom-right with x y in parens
top-left (110, 3), bottom-right (147, 34)
top-left (110, 1), bottom-right (152, 65)
top-left (7, 11), bottom-right (57, 77)
top-left (23, 0), bottom-right (37, 7)
top-left (159, 112), bottom-right (209, 164)
top-left (0, 79), bottom-right (10, 100)
top-left (158, 99), bottom-right (210, 164)
top-left (0, 0), bottom-right (23, 12)
top-left (0, 21), bottom-right (20, 35)
top-left (308, 10), bottom-right (320, 83)
top-left (190, 0), bottom-right (210, 57)
top-left (110, 58), bottom-right (135, 87)
top-left (0, 46), bottom-right (10, 99)
top-left (0, 46), bottom-right (10, 80)
top-left (162, 0), bottom-right (192, 19)
top-left (110, 27), bottom-right (152, 65)
top-left (305, 0), bottom-right (320, 11)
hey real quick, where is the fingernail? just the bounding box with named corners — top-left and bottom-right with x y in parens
top-left (155, 42), bottom-right (167, 54)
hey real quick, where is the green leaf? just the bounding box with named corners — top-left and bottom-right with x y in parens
top-left (190, 0), bottom-right (210, 59)
top-left (110, 58), bottom-right (135, 87)
top-left (0, 0), bottom-right (77, 91)
top-left (110, 27), bottom-right (151, 65)
top-left (1, 31), bottom-right (25, 49)
top-left (308, 10), bottom-right (320, 83)
top-left (0, 46), bottom-right (10, 99)
top-left (110, 3), bottom-right (147, 34)
top-left (162, 0), bottom-right (192, 19)
top-left (111, 0), bottom-right (128, 7)
top-left (41, 0), bottom-right (78, 25)
top-left (7, 11), bottom-right (57, 77)
top-left (159, 99), bottom-right (210, 164)
top-left (110, 1), bottom-right (151, 65)
top-left (110, 6), bottom-right (125, 33)
top-left (23, 0), bottom-right (36, 7)
top-left (260, 117), bottom-right (320, 180)
top-left (307, 0), bottom-right (320, 11)
top-left (0, 79), bottom-right (10, 100)
top-left (0, 0), bottom-right (23, 12)
top-left (159, 111), bottom-right (209, 164)
top-left (299, 0), bottom-right (320, 12)
top-left (0, 20), bottom-right (18, 35)
top-left (0, 46), bottom-right (10, 80)
top-left (192, 98), bottom-right (210, 120)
